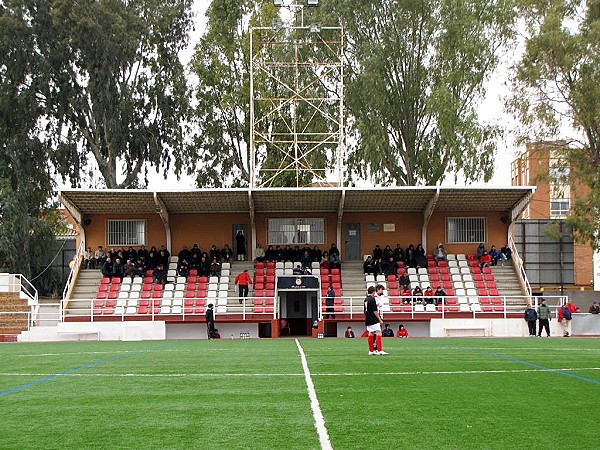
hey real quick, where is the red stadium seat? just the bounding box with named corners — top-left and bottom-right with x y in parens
top-left (101, 277), bottom-right (111, 284)
top-left (142, 284), bottom-right (152, 292)
top-left (482, 267), bottom-right (492, 274)
top-left (486, 281), bottom-right (497, 289)
top-left (138, 306), bottom-right (149, 314)
top-left (266, 262), bottom-right (275, 269)
top-left (108, 292), bottom-right (118, 299)
top-left (105, 300), bottom-right (117, 308)
top-left (153, 284), bottom-right (163, 291)
top-left (484, 274), bottom-right (495, 282)
top-left (471, 267), bottom-right (481, 274)
top-left (96, 292), bottom-right (107, 299)
top-left (189, 270), bottom-right (198, 277)
top-left (331, 268), bottom-right (340, 275)
top-left (111, 277), bottom-right (121, 284)
top-left (98, 284), bottom-right (109, 292)
top-left (94, 300), bottom-right (105, 308)
top-left (265, 298), bottom-right (274, 306)
top-left (109, 284), bottom-right (120, 292)
top-left (185, 291), bottom-right (196, 298)
top-left (387, 274), bottom-right (397, 282)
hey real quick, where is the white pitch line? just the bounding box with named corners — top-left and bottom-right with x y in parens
top-left (1, 367), bottom-right (599, 378)
top-left (295, 339), bottom-right (333, 450)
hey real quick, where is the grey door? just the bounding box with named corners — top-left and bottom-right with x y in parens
top-left (345, 223), bottom-right (361, 260)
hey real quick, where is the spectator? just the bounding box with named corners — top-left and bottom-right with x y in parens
top-left (488, 245), bottom-right (500, 266)
top-left (265, 245), bottom-right (275, 262)
top-left (123, 259), bottom-right (136, 278)
top-left (382, 323), bottom-right (394, 337)
top-left (159, 245), bottom-right (170, 261)
top-left (189, 253), bottom-right (200, 271)
top-left (178, 245), bottom-right (191, 263)
top-left (434, 286), bottom-right (447, 305)
top-left (434, 243), bottom-right (447, 264)
top-left (133, 259), bottom-right (145, 277)
top-left (524, 304), bottom-right (538, 337)
top-left (206, 303), bottom-right (215, 339)
top-left (199, 255), bottom-right (210, 277)
top-left (396, 324), bottom-right (409, 338)
top-left (372, 244), bottom-right (383, 261)
top-left (234, 269), bottom-right (252, 304)
top-left (500, 244), bottom-right (512, 264)
top-left (394, 244), bottom-right (405, 263)
top-left (423, 286), bottom-right (435, 304)
top-left (405, 245), bottom-right (416, 268)
top-left (101, 257), bottom-right (113, 278)
top-left (213, 328), bottom-right (221, 339)
top-left (412, 285), bottom-right (423, 305)
top-left (311, 245), bottom-right (322, 262)
top-left (293, 245), bottom-right (302, 262)
top-left (293, 264), bottom-right (304, 275)
top-left (210, 258), bottom-right (221, 277)
top-left (221, 244), bottom-right (234, 263)
top-left (476, 243), bottom-right (486, 260)
top-left (589, 301), bottom-right (600, 314)
top-left (146, 251), bottom-right (157, 270)
top-left (345, 326), bottom-right (355, 338)
top-left (157, 249), bottom-right (169, 267)
top-left (401, 286), bottom-right (412, 304)
top-left (383, 245), bottom-right (394, 261)
top-left (112, 258), bottom-right (124, 280)
top-left (399, 272), bottom-right (410, 289)
top-left (320, 251), bottom-right (329, 269)
top-left (383, 257), bottom-right (397, 276)
top-left (178, 261), bottom-right (189, 278)
top-left (153, 263), bottom-right (167, 286)
top-left (479, 251), bottom-right (491, 269)
top-left (325, 285), bottom-right (335, 319)
top-left (301, 250), bottom-right (312, 270)
top-left (255, 244), bottom-right (266, 262)
top-left (414, 244), bottom-right (427, 268)
top-left (235, 230), bottom-right (247, 261)
top-left (537, 298), bottom-right (551, 337)
top-left (84, 246), bottom-right (95, 269)
top-left (557, 303), bottom-right (572, 337)
top-left (329, 252), bottom-right (341, 271)
top-left (209, 245), bottom-right (221, 262)
top-left (283, 245), bottom-right (293, 262)
top-left (190, 244), bottom-right (201, 259)
top-left (95, 245), bottom-right (106, 268)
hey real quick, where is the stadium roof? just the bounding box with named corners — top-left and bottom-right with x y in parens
top-left (59, 186), bottom-right (535, 219)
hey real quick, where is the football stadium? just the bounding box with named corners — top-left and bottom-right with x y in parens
top-left (1, 0), bottom-right (599, 449)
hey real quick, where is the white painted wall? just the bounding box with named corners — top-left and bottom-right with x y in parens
top-left (18, 321), bottom-right (166, 342)
top-left (166, 323), bottom-right (260, 339)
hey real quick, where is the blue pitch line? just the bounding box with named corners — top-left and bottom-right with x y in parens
top-left (447, 346), bottom-right (600, 386)
top-left (0, 346), bottom-right (170, 399)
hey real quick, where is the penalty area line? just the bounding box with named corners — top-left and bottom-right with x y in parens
top-left (295, 339), bottom-right (333, 450)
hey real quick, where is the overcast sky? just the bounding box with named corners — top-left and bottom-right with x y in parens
top-left (153, 0), bottom-right (518, 189)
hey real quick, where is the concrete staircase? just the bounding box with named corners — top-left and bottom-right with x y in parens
top-left (339, 261), bottom-right (367, 300)
top-left (66, 269), bottom-right (102, 315)
top-left (491, 264), bottom-right (528, 309)
top-left (0, 292), bottom-right (29, 342)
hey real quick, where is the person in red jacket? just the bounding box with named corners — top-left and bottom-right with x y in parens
top-left (396, 324), bottom-right (409, 338)
top-left (234, 269), bottom-right (253, 304)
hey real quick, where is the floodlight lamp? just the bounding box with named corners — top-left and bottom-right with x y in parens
top-left (273, 0), bottom-right (284, 6)
top-left (307, 0), bottom-right (319, 6)
top-left (309, 22), bottom-right (321, 33)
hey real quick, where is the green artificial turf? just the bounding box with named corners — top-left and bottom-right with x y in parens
top-left (0, 338), bottom-right (598, 449)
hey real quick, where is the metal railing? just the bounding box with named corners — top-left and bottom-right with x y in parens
top-left (509, 235), bottom-right (532, 298)
top-left (62, 240), bottom-right (85, 303)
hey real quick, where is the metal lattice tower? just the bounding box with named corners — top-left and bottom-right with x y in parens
top-left (249, 6), bottom-right (344, 188)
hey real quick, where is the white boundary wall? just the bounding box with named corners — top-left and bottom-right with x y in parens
top-left (19, 321), bottom-right (166, 342)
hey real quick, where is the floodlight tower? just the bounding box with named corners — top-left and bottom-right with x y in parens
top-left (249, 0), bottom-right (345, 187)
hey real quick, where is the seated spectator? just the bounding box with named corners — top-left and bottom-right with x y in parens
top-left (476, 243), bottom-right (486, 260)
top-left (159, 245), bottom-right (170, 261)
top-left (434, 243), bottom-right (447, 264)
top-left (112, 258), bottom-right (124, 280)
top-left (293, 264), bottom-right (304, 275)
top-left (479, 251), bottom-right (491, 269)
top-left (399, 273), bottom-right (410, 289)
top-left (146, 251), bottom-right (157, 270)
top-left (265, 245), bottom-right (275, 261)
top-left (301, 250), bottom-right (312, 270)
top-left (383, 257), bottom-right (397, 276)
top-left (255, 244), bottom-right (266, 262)
top-left (488, 245), bottom-right (500, 266)
top-left (311, 245), bottom-right (322, 262)
top-left (138, 245), bottom-right (149, 262)
top-left (423, 286), bottom-right (435, 303)
top-left (199, 255), bottom-right (210, 277)
top-left (157, 250), bottom-right (169, 267)
top-left (415, 244), bottom-right (427, 268)
top-left (372, 244), bottom-right (383, 261)
top-left (329, 243), bottom-right (340, 258)
top-left (123, 259), bottom-right (136, 278)
top-left (589, 301), bottom-right (600, 314)
top-left (189, 253), bottom-right (200, 270)
top-left (84, 246), bottom-right (95, 269)
top-left (345, 326), bottom-right (355, 338)
top-left (394, 244), bottom-right (405, 262)
top-left (382, 323), bottom-right (394, 337)
top-left (101, 257), bottom-right (113, 278)
top-left (133, 258), bottom-right (145, 277)
top-left (320, 251), bottom-right (329, 269)
top-left (153, 263), bottom-right (167, 286)
top-left (363, 256), bottom-right (375, 274)
top-left (329, 252), bottom-right (341, 271)
top-left (221, 244), bottom-right (234, 263)
top-left (126, 246), bottom-right (138, 261)
top-left (95, 245), bottom-right (106, 268)
top-left (283, 245), bottom-right (294, 261)
top-left (396, 324), bottom-right (409, 338)
top-left (383, 245), bottom-right (393, 261)
top-left (500, 244), bottom-right (512, 265)
top-left (210, 258), bottom-right (221, 277)
top-left (405, 246), bottom-right (416, 268)
top-left (209, 245), bottom-right (221, 262)
top-left (213, 328), bottom-right (221, 339)
top-left (293, 245), bottom-right (302, 262)
top-left (401, 286), bottom-right (413, 304)
top-left (412, 285), bottom-right (423, 304)
top-left (178, 261), bottom-right (189, 278)
top-left (434, 286), bottom-right (447, 305)
top-left (190, 244), bottom-right (201, 259)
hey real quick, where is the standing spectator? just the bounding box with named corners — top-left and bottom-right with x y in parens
top-left (206, 303), bottom-right (215, 339)
top-left (382, 323), bottom-right (394, 337)
top-left (396, 324), bottom-right (409, 338)
top-left (364, 285), bottom-right (388, 355)
top-left (394, 244), bottom-right (405, 263)
top-left (345, 326), bottom-right (355, 338)
top-left (557, 303), bottom-right (572, 337)
top-left (235, 230), bottom-right (247, 261)
top-left (589, 301), bottom-right (600, 314)
top-left (234, 269), bottom-right (252, 304)
top-left (524, 304), bottom-right (538, 337)
top-left (537, 298), bottom-right (552, 337)
top-left (325, 285), bottom-right (335, 319)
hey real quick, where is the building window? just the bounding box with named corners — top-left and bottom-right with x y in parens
top-left (267, 218), bottom-right (325, 245)
top-left (447, 217), bottom-right (486, 244)
top-left (106, 220), bottom-right (146, 246)
top-left (550, 199), bottom-right (570, 218)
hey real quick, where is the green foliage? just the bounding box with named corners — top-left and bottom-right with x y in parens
top-left (511, 0), bottom-right (600, 248)
top-left (320, 0), bottom-right (515, 186)
top-left (0, 1), bottom-right (62, 282)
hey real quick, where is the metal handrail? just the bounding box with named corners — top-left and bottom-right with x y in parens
top-left (62, 240), bottom-right (85, 303)
top-left (509, 235), bottom-right (532, 298)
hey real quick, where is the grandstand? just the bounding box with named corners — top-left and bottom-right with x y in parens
top-left (11, 186), bottom-right (579, 341)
